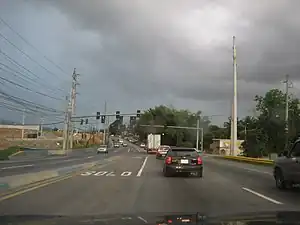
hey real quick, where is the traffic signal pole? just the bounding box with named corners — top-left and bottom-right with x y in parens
top-left (103, 101), bottom-right (107, 145)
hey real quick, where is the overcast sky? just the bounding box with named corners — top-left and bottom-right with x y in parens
top-left (0, 0), bottom-right (300, 127)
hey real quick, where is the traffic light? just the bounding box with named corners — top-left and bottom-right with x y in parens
top-left (137, 110), bottom-right (141, 118)
top-left (130, 116), bottom-right (136, 121)
top-left (96, 112), bottom-right (100, 120)
top-left (116, 111), bottom-right (120, 120)
top-left (80, 119), bottom-right (84, 125)
top-left (101, 115), bottom-right (105, 123)
top-left (85, 119), bottom-right (88, 124)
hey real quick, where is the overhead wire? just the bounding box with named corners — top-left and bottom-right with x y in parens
top-left (0, 31), bottom-right (66, 81)
top-left (0, 75), bottom-right (64, 101)
top-left (0, 16), bottom-right (68, 76)
top-left (0, 49), bottom-right (68, 95)
top-left (0, 90), bottom-right (65, 114)
top-left (0, 62), bottom-right (66, 97)
top-left (0, 17), bottom-right (73, 126)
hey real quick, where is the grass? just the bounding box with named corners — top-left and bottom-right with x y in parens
top-left (0, 146), bottom-right (23, 160)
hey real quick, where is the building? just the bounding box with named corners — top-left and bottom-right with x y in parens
top-left (209, 139), bottom-right (244, 156)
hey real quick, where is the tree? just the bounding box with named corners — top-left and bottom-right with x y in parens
top-left (135, 105), bottom-right (210, 147)
top-left (241, 88), bottom-right (300, 156)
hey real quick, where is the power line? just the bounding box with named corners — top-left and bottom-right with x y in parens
top-left (0, 62), bottom-right (65, 96)
top-left (0, 101), bottom-right (64, 119)
top-left (0, 16), bottom-right (68, 76)
top-left (0, 75), bottom-right (64, 101)
top-left (0, 49), bottom-right (68, 94)
top-left (0, 31), bottom-right (64, 81)
top-left (0, 90), bottom-right (64, 114)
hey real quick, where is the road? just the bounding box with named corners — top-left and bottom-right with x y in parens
top-left (0, 148), bottom-right (300, 217)
top-left (0, 147), bottom-right (125, 177)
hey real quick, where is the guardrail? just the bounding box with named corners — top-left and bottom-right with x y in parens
top-left (220, 155), bottom-right (274, 165)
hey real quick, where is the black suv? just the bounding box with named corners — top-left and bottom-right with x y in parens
top-left (274, 139), bottom-right (300, 189)
top-left (163, 147), bottom-right (203, 177)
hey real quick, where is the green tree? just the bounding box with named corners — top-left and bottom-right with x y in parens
top-left (135, 105), bottom-right (210, 147)
top-left (241, 88), bottom-right (300, 156)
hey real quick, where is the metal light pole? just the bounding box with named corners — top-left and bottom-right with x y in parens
top-left (196, 118), bottom-right (200, 150)
top-left (230, 36), bottom-right (238, 156)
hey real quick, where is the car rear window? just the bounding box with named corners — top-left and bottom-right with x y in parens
top-left (169, 149), bottom-right (198, 157)
top-left (159, 146), bottom-right (170, 150)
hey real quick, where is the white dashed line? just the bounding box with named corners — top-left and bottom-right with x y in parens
top-left (128, 148), bottom-right (130, 152)
top-left (0, 164), bottom-right (34, 170)
top-left (242, 187), bottom-right (283, 205)
top-left (137, 156), bottom-right (148, 177)
top-left (138, 216), bottom-right (148, 223)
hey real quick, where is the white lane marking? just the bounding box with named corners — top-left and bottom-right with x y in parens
top-left (128, 148), bottom-right (130, 153)
top-left (87, 156), bottom-right (94, 159)
top-left (137, 216), bottom-right (148, 223)
top-left (0, 164), bottom-right (34, 170)
top-left (242, 187), bottom-right (283, 205)
top-left (136, 147), bottom-right (141, 153)
top-left (49, 158), bottom-right (79, 164)
top-left (106, 171), bottom-right (116, 176)
top-left (114, 150), bottom-right (117, 152)
top-left (244, 167), bottom-right (272, 175)
top-left (81, 171), bottom-right (96, 176)
top-left (94, 171), bottom-right (108, 176)
top-left (137, 156), bottom-right (148, 177)
top-left (121, 171), bottom-right (132, 176)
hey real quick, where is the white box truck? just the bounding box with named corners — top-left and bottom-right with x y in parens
top-left (147, 134), bottom-right (161, 154)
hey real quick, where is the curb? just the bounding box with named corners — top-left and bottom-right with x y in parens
top-left (216, 155), bottom-right (274, 166)
top-left (9, 150), bottom-right (24, 158)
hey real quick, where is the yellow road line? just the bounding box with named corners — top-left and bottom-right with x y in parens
top-left (0, 162), bottom-right (113, 202)
top-left (0, 174), bottom-right (73, 201)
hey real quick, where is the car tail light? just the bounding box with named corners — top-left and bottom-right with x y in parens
top-left (165, 156), bottom-right (172, 164)
top-left (197, 156), bottom-right (202, 165)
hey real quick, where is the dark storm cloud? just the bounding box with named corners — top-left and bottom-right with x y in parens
top-left (36, 1), bottom-right (300, 97)
top-left (1, 0), bottom-right (299, 123)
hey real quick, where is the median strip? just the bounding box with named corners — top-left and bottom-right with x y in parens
top-left (217, 155), bottom-right (274, 166)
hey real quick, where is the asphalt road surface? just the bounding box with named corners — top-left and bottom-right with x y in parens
top-left (0, 147), bottom-right (126, 177)
top-left (1, 148), bottom-right (300, 217)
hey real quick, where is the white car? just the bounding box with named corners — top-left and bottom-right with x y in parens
top-left (97, 145), bottom-right (108, 154)
top-left (140, 143), bottom-right (146, 148)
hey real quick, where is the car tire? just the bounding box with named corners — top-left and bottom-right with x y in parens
top-left (275, 168), bottom-right (290, 190)
top-left (197, 171), bottom-right (203, 178)
top-left (163, 167), bottom-right (171, 177)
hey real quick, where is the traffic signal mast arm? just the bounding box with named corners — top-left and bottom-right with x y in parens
top-left (71, 111), bottom-right (142, 120)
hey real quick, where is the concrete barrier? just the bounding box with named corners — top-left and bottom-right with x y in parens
top-left (219, 155), bottom-right (274, 165)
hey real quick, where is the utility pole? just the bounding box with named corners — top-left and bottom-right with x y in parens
top-left (196, 117), bottom-right (200, 150)
top-left (230, 36), bottom-right (238, 156)
top-left (21, 108), bottom-right (26, 139)
top-left (63, 96), bottom-right (71, 150)
top-left (69, 68), bottom-right (79, 149)
top-left (40, 117), bottom-right (44, 137)
top-left (283, 74), bottom-right (292, 150)
top-left (103, 101), bottom-right (107, 145)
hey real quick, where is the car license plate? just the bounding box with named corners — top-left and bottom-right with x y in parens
top-left (181, 159), bottom-right (189, 164)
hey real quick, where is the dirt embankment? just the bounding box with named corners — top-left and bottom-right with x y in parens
top-left (0, 128), bottom-right (62, 150)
